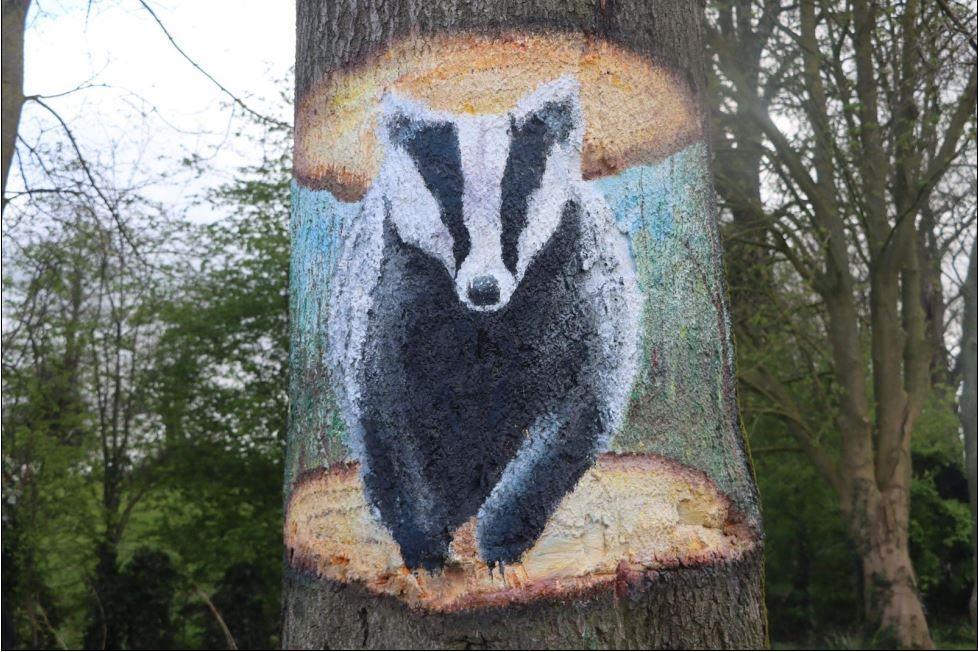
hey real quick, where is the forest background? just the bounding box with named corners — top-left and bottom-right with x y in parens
top-left (2, 0), bottom-right (975, 649)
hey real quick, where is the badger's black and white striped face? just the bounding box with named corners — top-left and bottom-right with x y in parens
top-left (376, 76), bottom-right (584, 312)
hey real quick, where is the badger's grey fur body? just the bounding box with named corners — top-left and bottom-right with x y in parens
top-left (326, 77), bottom-right (641, 570)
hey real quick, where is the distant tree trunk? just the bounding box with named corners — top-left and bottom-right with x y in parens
top-left (1, 0), bottom-right (30, 206)
top-left (285, 1), bottom-right (765, 648)
top-left (84, 542), bottom-right (124, 651)
top-left (961, 238), bottom-right (977, 629)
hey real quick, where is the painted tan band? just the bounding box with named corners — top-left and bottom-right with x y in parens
top-left (294, 32), bottom-right (702, 201)
top-left (284, 453), bottom-right (754, 612)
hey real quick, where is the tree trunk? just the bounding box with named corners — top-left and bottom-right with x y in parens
top-left (84, 542), bottom-right (124, 650)
top-left (1, 0), bottom-right (30, 206)
top-left (961, 238), bottom-right (977, 630)
top-left (846, 479), bottom-right (930, 648)
top-left (286, 1), bottom-right (765, 648)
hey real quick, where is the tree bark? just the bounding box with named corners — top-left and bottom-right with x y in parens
top-left (283, 546), bottom-right (764, 649)
top-left (1, 0), bottom-right (30, 207)
top-left (286, 1), bottom-right (765, 648)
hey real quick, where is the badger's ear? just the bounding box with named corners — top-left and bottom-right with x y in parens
top-left (511, 75), bottom-right (584, 147)
top-left (378, 90), bottom-right (430, 148)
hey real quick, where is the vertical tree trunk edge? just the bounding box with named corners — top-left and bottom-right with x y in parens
top-left (1, 0), bottom-right (31, 202)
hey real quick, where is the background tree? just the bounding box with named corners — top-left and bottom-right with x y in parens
top-left (2, 0), bottom-right (292, 644)
top-left (149, 118), bottom-right (291, 650)
top-left (1, 0), bottom-right (30, 202)
top-left (710, 0), bottom-right (977, 647)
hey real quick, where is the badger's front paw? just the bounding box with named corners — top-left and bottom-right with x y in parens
top-left (475, 505), bottom-right (538, 566)
top-left (393, 524), bottom-right (451, 572)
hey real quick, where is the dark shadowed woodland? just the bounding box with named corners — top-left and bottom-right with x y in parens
top-left (2, 0), bottom-right (976, 649)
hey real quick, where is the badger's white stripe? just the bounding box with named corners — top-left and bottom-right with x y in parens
top-left (377, 93), bottom-right (458, 277)
top-left (454, 114), bottom-right (513, 309)
top-left (516, 151), bottom-right (576, 281)
top-left (325, 188), bottom-right (386, 466)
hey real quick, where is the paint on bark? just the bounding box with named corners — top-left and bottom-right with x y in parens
top-left (287, 31), bottom-right (759, 609)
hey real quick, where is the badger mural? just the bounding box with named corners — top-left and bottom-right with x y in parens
top-left (326, 76), bottom-right (641, 570)
top-left (286, 32), bottom-right (758, 611)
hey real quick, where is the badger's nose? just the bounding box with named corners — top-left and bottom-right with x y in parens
top-left (468, 276), bottom-right (500, 307)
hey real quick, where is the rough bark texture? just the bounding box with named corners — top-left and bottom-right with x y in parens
top-left (1, 0), bottom-right (30, 205)
top-left (287, 1), bottom-right (765, 648)
top-left (283, 547), bottom-right (764, 650)
top-left (295, 1), bottom-right (709, 109)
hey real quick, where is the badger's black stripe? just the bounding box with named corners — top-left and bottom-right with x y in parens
top-left (402, 122), bottom-right (469, 272)
top-left (500, 100), bottom-right (573, 274)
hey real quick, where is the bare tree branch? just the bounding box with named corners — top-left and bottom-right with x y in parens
top-left (29, 97), bottom-right (149, 266)
top-left (137, 0), bottom-right (288, 130)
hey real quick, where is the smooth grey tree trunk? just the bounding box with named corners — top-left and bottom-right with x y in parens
top-left (285, 1), bottom-right (766, 648)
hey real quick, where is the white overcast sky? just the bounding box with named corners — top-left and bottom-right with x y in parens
top-left (17, 0), bottom-right (296, 219)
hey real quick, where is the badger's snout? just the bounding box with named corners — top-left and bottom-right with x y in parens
top-left (468, 276), bottom-right (500, 307)
top-left (456, 265), bottom-right (515, 312)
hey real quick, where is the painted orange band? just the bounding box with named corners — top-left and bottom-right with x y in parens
top-left (294, 31), bottom-right (702, 201)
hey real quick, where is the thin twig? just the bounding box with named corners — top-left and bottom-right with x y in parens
top-left (35, 602), bottom-right (69, 651)
top-left (935, 0), bottom-right (978, 52)
top-left (195, 585), bottom-right (238, 651)
top-left (87, 581), bottom-right (108, 651)
top-left (751, 446), bottom-right (804, 455)
top-left (137, 0), bottom-right (288, 129)
top-left (29, 98), bottom-right (149, 267)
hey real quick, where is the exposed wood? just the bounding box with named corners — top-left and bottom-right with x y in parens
top-left (294, 0), bottom-right (710, 106)
top-left (961, 239), bottom-right (977, 628)
top-left (285, 454), bottom-right (754, 612)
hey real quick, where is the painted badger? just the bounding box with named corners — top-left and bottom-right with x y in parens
top-left (327, 76), bottom-right (641, 571)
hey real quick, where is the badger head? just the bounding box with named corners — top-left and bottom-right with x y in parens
top-left (376, 76), bottom-right (585, 312)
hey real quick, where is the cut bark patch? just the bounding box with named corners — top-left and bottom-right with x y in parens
top-left (284, 453), bottom-right (755, 612)
top-left (293, 32), bottom-right (702, 201)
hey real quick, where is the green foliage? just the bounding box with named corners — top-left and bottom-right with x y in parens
top-left (751, 431), bottom-right (861, 643)
top-left (2, 118), bottom-right (290, 648)
top-left (144, 122), bottom-right (291, 647)
top-left (909, 391), bottom-right (973, 620)
top-left (737, 282), bottom-right (975, 646)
